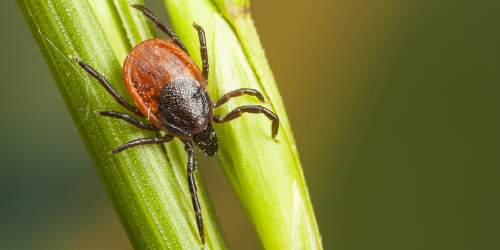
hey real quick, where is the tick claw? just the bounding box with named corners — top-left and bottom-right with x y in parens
top-left (68, 55), bottom-right (80, 62)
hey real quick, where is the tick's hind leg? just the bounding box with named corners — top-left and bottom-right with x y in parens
top-left (182, 140), bottom-right (206, 247)
top-left (130, 4), bottom-right (189, 54)
top-left (214, 88), bottom-right (267, 108)
top-left (214, 106), bottom-right (279, 139)
top-left (69, 56), bottom-right (144, 117)
top-left (193, 23), bottom-right (209, 84)
top-left (109, 134), bottom-right (173, 155)
top-left (96, 111), bottom-right (160, 131)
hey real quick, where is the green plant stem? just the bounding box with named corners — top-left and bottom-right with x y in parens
top-left (162, 0), bottom-right (323, 249)
top-left (17, 0), bottom-right (227, 249)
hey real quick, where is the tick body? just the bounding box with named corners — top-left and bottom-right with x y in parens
top-left (123, 38), bottom-right (213, 139)
top-left (71, 4), bottom-right (279, 249)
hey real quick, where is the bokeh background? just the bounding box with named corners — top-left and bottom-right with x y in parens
top-left (1, 0), bottom-right (499, 249)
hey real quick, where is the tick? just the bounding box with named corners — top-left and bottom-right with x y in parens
top-left (70, 4), bottom-right (279, 248)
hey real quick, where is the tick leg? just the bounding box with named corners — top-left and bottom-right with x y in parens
top-left (214, 106), bottom-right (280, 139)
top-left (109, 134), bottom-right (173, 155)
top-left (193, 23), bottom-right (209, 84)
top-left (69, 56), bottom-right (144, 117)
top-left (214, 88), bottom-right (266, 108)
top-left (182, 140), bottom-right (206, 247)
top-left (96, 111), bottom-right (160, 131)
top-left (130, 4), bottom-right (189, 55)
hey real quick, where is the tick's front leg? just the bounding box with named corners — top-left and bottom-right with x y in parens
top-left (182, 140), bottom-right (206, 248)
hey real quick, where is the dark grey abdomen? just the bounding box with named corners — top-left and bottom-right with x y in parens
top-left (158, 77), bottom-right (213, 137)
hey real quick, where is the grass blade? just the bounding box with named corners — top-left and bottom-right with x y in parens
top-left (17, 0), bottom-right (228, 249)
top-left (162, 0), bottom-right (323, 249)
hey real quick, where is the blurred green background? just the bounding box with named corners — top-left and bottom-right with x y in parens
top-left (1, 0), bottom-right (499, 249)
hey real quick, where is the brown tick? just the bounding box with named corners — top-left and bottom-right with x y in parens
top-left (70, 4), bottom-right (279, 249)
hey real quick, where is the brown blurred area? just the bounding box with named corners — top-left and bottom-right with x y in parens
top-left (2, 0), bottom-right (499, 249)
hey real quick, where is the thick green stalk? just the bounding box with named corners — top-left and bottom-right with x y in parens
top-left (17, 0), bottom-right (227, 249)
top-left (162, 0), bottom-right (322, 249)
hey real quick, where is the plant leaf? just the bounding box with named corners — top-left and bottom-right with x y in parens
top-left (16, 0), bottom-right (228, 249)
top-left (162, 0), bottom-right (323, 249)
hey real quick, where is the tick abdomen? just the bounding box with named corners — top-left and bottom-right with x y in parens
top-left (159, 77), bottom-right (213, 138)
